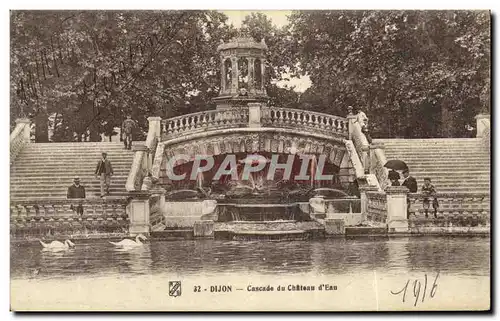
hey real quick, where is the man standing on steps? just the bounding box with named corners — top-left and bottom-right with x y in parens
top-left (67, 177), bottom-right (86, 216)
top-left (121, 115), bottom-right (137, 150)
top-left (95, 152), bottom-right (114, 197)
top-left (402, 168), bottom-right (418, 219)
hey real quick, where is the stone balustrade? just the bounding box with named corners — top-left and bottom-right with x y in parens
top-left (160, 107), bottom-right (349, 140)
top-left (261, 107), bottom-right (349, 136)
top-left (10, 199), bottom-right (129, 238)
top-left (162, 108), bottom-right (250, 139)
top-left (366, 191), bottom-right (388, 223)
top-left (407, 192), bottom-right (490, 218)
top-left (10, 118), bottom-right (31, 164)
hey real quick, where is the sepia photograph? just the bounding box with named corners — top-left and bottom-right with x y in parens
top-left (7, 8), bottom-right (491, 311)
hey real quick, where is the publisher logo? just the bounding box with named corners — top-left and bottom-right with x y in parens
top-left (169, 281), bottom-right (182, 297)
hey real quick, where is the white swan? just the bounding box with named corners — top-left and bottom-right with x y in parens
top-left (39, 239), bottom-right (75, 250)
top-left (109, 234), bottom-right (147, 248)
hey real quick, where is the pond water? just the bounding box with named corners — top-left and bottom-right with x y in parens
top-left (10, 236), bottom-right (490, 311)
top-left (11, 236), bottom-right (490, 278)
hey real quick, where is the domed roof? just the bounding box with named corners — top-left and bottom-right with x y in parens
top-left (217, 34), bottom-right (268, 52)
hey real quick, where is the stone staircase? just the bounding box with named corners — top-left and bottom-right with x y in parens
top-left (10, 142), bottom-right (137, 200)
top-left (375, 138), bottom-right (490, 193)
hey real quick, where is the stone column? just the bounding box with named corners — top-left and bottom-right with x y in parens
top-left (248, 57), bottom-right (255, 95)
top-left (475, 113), bottom-right (490, 137)
top-left (248, 103), bottom-right (262, 128)
top-left (385, 186), bottom-right (409, 233)
top-left (127, 191), bottom-right (151, 235)
top-left (16, 118), bottom-right (31, 143)
top-left (260, 59), bottom-right (266, 94)
top-left (147, 116), bottom-right (162, 139)
top-left (220, 56), bottom-right (226, 94)
top-left (231, 56), bottom-right (238, 94)
top-left (359, 185), bottom-right (378, 222)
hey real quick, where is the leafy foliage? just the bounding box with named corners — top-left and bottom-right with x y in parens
top-left (288, 10), bottom-right (490, 138)
top-left (11, 10), bottom-right (490, 140)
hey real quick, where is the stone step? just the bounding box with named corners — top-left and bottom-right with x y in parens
top-left (11, 171), bottom-right (131, 177)
top-left (10, 183), bottom-right (127, 190)
top-left (10, 177), bottom-right (128, 183)
top-left (16, 153), bottom-right (134, 163)
top-left (384, 151), bottom-right (489, 156)
top-left (21, 142), bottom-right (143, 147)
top-left (11, 190), bottom-right (129, 198)
top-left (11, 163), bottom-right (133, 169)
top-left (383, 161), bottom-right (489, 166)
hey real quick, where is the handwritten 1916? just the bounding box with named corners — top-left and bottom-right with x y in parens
top-left (390, 271), bottom-right (440, 306)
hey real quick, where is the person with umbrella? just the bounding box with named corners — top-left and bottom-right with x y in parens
top-left (384, 160), bottom-right (407, 187)
top-left (388, 170), bottom-right (401, 186)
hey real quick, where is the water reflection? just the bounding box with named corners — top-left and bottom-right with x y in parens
top-left (11, 237), bottom-right (490, 280)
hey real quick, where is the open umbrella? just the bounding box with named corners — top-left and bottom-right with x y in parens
top-left (384, 160), bottom-right (408, 171)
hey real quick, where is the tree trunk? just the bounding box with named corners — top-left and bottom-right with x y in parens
top-left (440, 98), bottom-right (453, 138)
top-left (34, 109), bottom-right (49, 142)
top-left (89, 122), bottom-right (101, 142)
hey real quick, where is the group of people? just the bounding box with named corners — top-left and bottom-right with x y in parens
top-left (66, 116), bottom-right (137, 216)
top-left (66, 152), bottom-right (115, 215)
top-left (388, 168), bottom-right (439, 219)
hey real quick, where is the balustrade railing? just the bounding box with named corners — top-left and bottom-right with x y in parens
top-left (10, 199), bottom-right (129, 238)
top-left (160, 107), bottom-right (349, 139)
top-left (162, 108), bottom-right (249, 139)
top-left (407, 192), bottom-right (490, 219)
top-left (262, 107), bottom-right (349, 137)
top-left (366, 191), bottom-right (387, 223)
top-left (10, 119), bottom-right (31, 164)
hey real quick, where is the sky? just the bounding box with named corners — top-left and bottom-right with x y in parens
top-left (221, 10), bottom-right (312, 93)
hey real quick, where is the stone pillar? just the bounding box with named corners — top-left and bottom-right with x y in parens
top-left (359, 185), bottom-right (378, 222)
top-left (16, 118), bottom-right (31, 143)
top-left (309, 195), bottom-right (326, 219)
top-left (231, 56), bottom-right (238, 94)
top-left (127, 191), bottom-right (151, 235)
top-left (147, 116), bottom-right (162, 138)
top-left (248, 57), bottom-right (255, 94)
top-left (248, 103), bottom-right (262, 128)
top-left (475, 113), bottom-right (490, 138)
top-left (220, 56), bottom-right (226, 93)
top-left (260, 59), bottom-right (266, 94)
top-left (385, 186), bottom-right (409, 233)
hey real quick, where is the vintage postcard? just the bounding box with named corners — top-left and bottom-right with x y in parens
top-left (9, 9), bottom-right (490, 311)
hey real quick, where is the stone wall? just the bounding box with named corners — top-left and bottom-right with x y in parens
top-left (163, 200), bottom-right (216, 228)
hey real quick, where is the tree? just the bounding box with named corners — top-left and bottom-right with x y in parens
top-left (288, 10), bottom-right (490, 138)
top-left (10, 10), bottom-right (236, 141)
